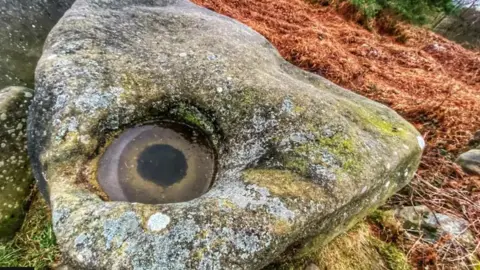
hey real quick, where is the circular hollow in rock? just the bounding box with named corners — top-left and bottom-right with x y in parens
top-left (97, 122), bottom-right (216, 204)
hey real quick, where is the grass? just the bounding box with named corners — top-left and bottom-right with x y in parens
top-left (0, 192), bottom-right (60, 269)
top-left (277, 222), bottom-right (411, 270)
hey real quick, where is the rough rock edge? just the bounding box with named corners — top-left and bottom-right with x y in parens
top-left (0, 86), bottom-right (34, 241)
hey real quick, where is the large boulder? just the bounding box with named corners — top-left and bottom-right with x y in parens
top-left (0, 0), bottom-right (75, 89)
top-left (0, 86), bottom-right (34, 241)
top-left (28, 0), bottom-right (424, 268)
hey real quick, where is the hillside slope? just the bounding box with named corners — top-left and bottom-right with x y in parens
top-left (192, 0), bottom-right (480, 267)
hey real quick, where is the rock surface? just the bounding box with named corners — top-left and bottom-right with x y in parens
top-left (395, 206), bottom-right (476, 247)
top-left (305, 263), bottom-right (320, 270)
top-left (0, 0), bottom-right (74, 89)
top-left (0, 86), bottom-right (34, 241)
top-left (28, 0), bottom-right (423, 268)
top-left (456, 149), bottom-right (480, 175)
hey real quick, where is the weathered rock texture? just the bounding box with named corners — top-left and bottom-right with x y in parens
top-left (396, 206), bottom-right (476, 247)
top-left (28, 0), bottom-right (424, 268)
top-left (0, 86), bottom-right (34, 241)
top-left (456, 149), bottom-right (480, 176)
top-left (0, 0), bottom-right (74, 89)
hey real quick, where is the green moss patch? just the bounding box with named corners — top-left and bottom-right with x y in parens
top-left (281, 131), bottom-right (362, 177)
top-left (350, 104), bottom-right (409, 138)
top-left (243, 169), bottom-right (328, 203)
top-left (277, 222), bottom-right (411, 270)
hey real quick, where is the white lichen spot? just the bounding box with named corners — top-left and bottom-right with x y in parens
top-left (179, 52), bottom-right (187, 57)
top-left (147, 213), bottom-right (171, 232)
top-left (280, 98), bottom-right (294, 115)
top-left (80, 135), bottom-right (91, 144)
top-left (417, 135), bottom-right (425, 150)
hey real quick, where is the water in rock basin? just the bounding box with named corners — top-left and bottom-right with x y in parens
top-left (137, 144), bottom-right (188, 187)
top-left (97, 122), bottom-right (216, 204)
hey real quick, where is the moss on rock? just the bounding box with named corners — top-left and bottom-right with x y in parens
top-left (275, 223), bottom-right (411, 270)
top-left (243, 169), bottom-right (328, 203)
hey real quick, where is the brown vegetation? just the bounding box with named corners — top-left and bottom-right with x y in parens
top-left (191, 0), bottom-right (480, 267)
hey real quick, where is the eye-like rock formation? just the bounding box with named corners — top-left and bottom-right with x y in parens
top-left (0, 86), bottom-right (34, 241)
top-left (28, 0), bottom-right (424, 268)
top-left (0, 0), bottom-right (74, 89)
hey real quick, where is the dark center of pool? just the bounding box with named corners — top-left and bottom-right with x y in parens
top-left (137, 144), bottom-right (187, 187)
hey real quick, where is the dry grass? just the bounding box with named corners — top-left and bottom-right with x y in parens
top-left (191, 0), bottom-right (480, 267)
top-left (315, 222), bottom-right (411, 270)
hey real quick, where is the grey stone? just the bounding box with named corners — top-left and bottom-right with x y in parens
top-left (0, 86), bottom-right (34, 241)
top-left (456, 149), bottom-right (480, 175)
top-left (27, 0), bottom-right (424, 268)
top-left (395, 206), bottom-right (475, 247)
top-left (0, 0), bottom-right (75, 89)
top-left (305, 263), bottom-right (320, 270)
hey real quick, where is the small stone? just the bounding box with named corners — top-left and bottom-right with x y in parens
top-left (395, 206), bottom-right (476, 247)
top-left (456, 149), bottom-right (480, 175)
top-left (216, 87), bottom-right (223, 93)
top-left (0, 114), bottom-right (6, 121)
top-left (305, 263), bottom-right (320, 270)
top-left (179, 52), bottom-right (187, 57)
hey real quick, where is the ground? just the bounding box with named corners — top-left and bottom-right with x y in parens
top-left (0, 191), bottom-right (59, 269)
top-left (190, 0), bottom-right (480, 268)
